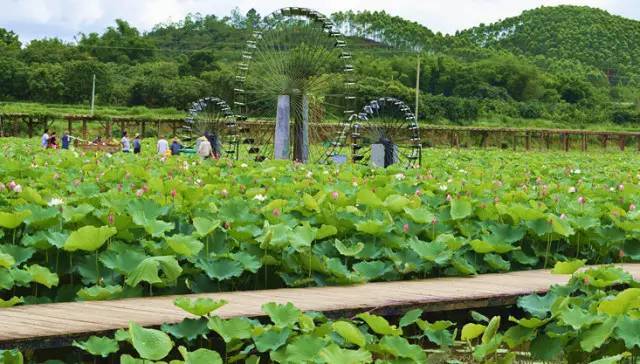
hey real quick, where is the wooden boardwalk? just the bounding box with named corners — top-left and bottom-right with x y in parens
top-left (2, 264), bottom-right (639, 349)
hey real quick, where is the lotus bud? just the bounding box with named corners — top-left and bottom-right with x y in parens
top-left (403, 224), bottom-right (409, 233)
top-left (221, 189), bottom-right (228, 198)
top-left (13, 184), bottom-right (22, 193)
top-left (272, 208), bottom-right (281, 217)
top-left (171, 189), bottom-right (177, 198)
top-left (494, 197), bottom-right (500, 204)
top-left (431, 217), bottom-right (438, 225)
top-left (618, 184), bottom-right (624, 191)
top-left (117, 183), bottom-right (123, 192)
top-left (331, 191), bottom-right (339, 200)
top-left (578, 196), bottom-right (585, 205)
top-left (142, 184), bottom-right (149, 192)
top-left (108, 213), bottom-right (115, 226)
top-left (8, 181), bottom-right (16, 190)
top-left (446, 194), bottom-right (452, 202)
top-left (415, 189), bottom-right (422, 197)
top-left (135, 189), bottom-right (144, 197)
top-left (568, 186), bottom-right (576, 193)
top-left (630, 204), bottom-right (637, 212)
top-left (560, 213), bottom-right (567, 220)
top-left (583, 276), bottom-right (590, 285)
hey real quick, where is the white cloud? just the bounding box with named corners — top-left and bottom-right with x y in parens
top-left (0, 0), bottom-right (637, 43)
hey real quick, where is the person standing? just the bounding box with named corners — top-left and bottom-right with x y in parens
top-left (170, 137), bottom-right (182, 156)
top-left (133, 134), bottom-right (141, 154)
top-left (197, 133), bottom-right (213, 159)
top-left (47, 131), bottom-right (58, 149)
top-left (41, 129), bottom-right (49, 148)
top-left (61, 131), bottom-right (71, 150)
top-left (157, 135), bottom-right (169, 156)
top-left (121, 131), bottom-right (131, 153)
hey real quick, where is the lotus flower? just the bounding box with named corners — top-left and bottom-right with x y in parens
top-left (241, 163), bottom-right (248, 168)
top-left (568, 186), bottom-right (576, 193)
top-left (446, 194), bottom-right (452, 202)
top-left (394, 173), bottom-right (405, 181)
top-left (618, 184), bottom-right (624, 191)
top-left (48, 198), bottom-right (64, 207)
top-left (272, 208), bottom-right (281, 217)
top-left (431, 217), bottom-right (438, 225)
top-left (439, 185), bottom-right (447, 191)
top-left (135, 189), bottom-right (144, 197)
top-left (13, 184), bottom-right (22, 193)
top-left (630, 204), bottom-right (637, 212)
top-left (253, 194), bottom-right (266, 202)
top-left (108, 213), bottom-right (115, 226)
top-left (560, 213), bottom-right (567, 220)
top-left (171, 189), bottom-right (177, 198)
top-left (578, 196), bottom-right (586, 205)
top-left (331, 191), bottom-right (339, 200)
top-left (415, 189), bottom-right (422, 197)
top-left (403, 224), bottom-right (410, 233)
top-left (8, 181), bottom-right (16, 190)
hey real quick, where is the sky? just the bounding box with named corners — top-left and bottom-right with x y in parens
top-left (1, 0), bottom-right (639, 44)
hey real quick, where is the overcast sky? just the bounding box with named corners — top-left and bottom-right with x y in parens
top-left (1, 0), bottom-right (639, 44)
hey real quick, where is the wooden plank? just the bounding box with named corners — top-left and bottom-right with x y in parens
top-left (1, 264), bottom-right (639, 349)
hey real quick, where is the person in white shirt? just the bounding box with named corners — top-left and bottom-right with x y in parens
top-left (41, 129), bottom-right (49, 148)
top-left (157, 136), bottom-right (169, 155)
top-left (197, 134), bottom-right (213, 159)
top-left (121, 131), bottom-right (131, 153)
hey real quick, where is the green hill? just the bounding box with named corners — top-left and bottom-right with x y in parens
top-left (458, 5), bottom-right (640, 82)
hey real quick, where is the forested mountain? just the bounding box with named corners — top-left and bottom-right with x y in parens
top-left (0, 5), bottom-right (639, 126)
top-left (458, 5), bottom-right (640, 84)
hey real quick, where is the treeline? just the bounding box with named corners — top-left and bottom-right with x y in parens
top-left (0, 6), bottom-right (639, 126)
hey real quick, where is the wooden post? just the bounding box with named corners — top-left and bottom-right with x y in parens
top-left (619, 136), bottom-right (626, 151)
top-left (105, 120), bottom-right (112, 139)
top-left (120, 121), bottom-right (125, 136)
top-left (67, 119), bottom-right (72, 135)
top-left (82, 119), bottom-right (88, 141)
top-left (171, 121), bottom-right (178, 137)
top-left (141, 121), bottom-right (146, 137)
top-left (602, 135), bottom-right (608, 150)
top-left (27, 117), bottom-right (34, 138)
top-left (581, 133), bottom-right (587, 152)
top-left (637, 136), bottom-right (640, 152)
top-left (563, 133), bottom-right (569, 152)
top-left (274, 95), bottom-right (291, 160)
top-left (156, 121), bottom-right (161, 137)
top-left (512, 133), bottom-right (517, 151)
top-left (525, 132), bottom-right (530, 151)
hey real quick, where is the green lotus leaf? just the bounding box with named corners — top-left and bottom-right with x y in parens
top-left (559, 306), bottom-right (598, 330)
top-left (0, 245), bottom-right (35, 265)
top-left (383, 194), bottom-right (410, 212)
top-left (100, 242), bottom-right (148, 275)
top-left (615, 315), bottom-right (640, 349)
top-left (289, 223), bottom-right (317, 251)
top-left (207, 316), bottom-right (253, 343)
top-left (588, 354), bottom-right (632, 364)
top-left (119, 354), bottom-right (143, 364)
top-left (580, 317), bottom-right (618, 352)
top-left (232, 251), bottom-right (262, 273)
top-left (125, 256), bottom-right (182, 287)
top-left (62, 204), bottom-right (95, 223)
top-left (481, 316), bottom-right (501, 345)
top-left (552, 259), bottom-right (586, 275)
top-left (27, 264), bottom-right (59, 288)
top-left (354, 220), bottom-right (390, 235)
top-left (0, 210), bottom-right (31, 229)
top-left (403, 207), bottom-right (435, 224)
top-left (410, 239), bottom-right (451, 265)
top-left (509, 316), bottom-right (550, 328)
top-left (472, 334), bottom-right (502, 361)
top-left (196, 258), bottom-right (243, 281)
top-left (162, 318), bottom-right (209, 342)
top-left (166, 234), bottom-right (203, 257)
top-left (191, 217), bottom-right (220, 237)
top-left (316, 224), bottom-right (337, 240)
top-left (0, 253), bottom-right (15, 269)
top-left (332, 321), bottom-right (366, 347)
top-left (353, 260), bottom-right (391, 281)
top-left (375, 335), bottom-right (427, 362)
top-left (63, 225), bottom-right (117, 252)
top-left (318, 343), bottom-right (372, 364)
top-left (253, 327), bottom-right (291, 353)
top-left (178, 346), bottom-right (222, 364)
top-left (502, 325), bottom-right (536, 349)
top-left (0, 296), bottom-right (23, 308)
top-left (302, 193), bottom-right (320, 212)
top-left (598, 288), bottom-right (640, 315)
top-left (451, 256), bottom-right (477, 275)
top-left (450, 199), bottom-right (472, 220)
top-left (356, 189), bottom-right (383, 208)
top-left (517, 292), bottom-right (557, 319)
top-left (483, 253), bottom-right (511, 271)
top-left (550, 215), bottom-right (575, 237)
top-left (279, 335), bottom-right (327, 362)
top-left (357, 312), bottom-right (402, 336)
top-left (334, 239), bottom-right (364, 257)
top-left (72, 336), bottom-right (119, 358)
top-left (0, 349), bottom-right (23, 364)
top-left (461, 323), bottom-right (486, 341)
top-left (262, 302), bottom-right (301, 328)
top-left (174, 297), bottom-right (227, 316)
top-left (399, 309), bottom-right (423, 328)
top-left (77, 285), bottom-right (123, 301)
top-left (530, 334), bottom-right (563, 361)
top-left (129, 322), bottom-right (174, 361)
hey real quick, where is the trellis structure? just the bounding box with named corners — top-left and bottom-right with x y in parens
top-left (2, 113), bottom-right (640, 152)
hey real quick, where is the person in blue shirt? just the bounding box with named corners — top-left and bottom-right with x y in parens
top-left (61, 131), bottom-right (71, 149)
top-left (170, 137), bottom-right (182, 155)
top-left (133, 134), bottom-right (141, 154)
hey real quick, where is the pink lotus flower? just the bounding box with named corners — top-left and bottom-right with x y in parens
top-left (578, 196), bottom-right (586, 205)
top-left (415, 189), bottom-right (422, 197)
top-left (446, 194), bottom-right (452, 202)
top-left (13, 185), bottom-right (22, 193)
top-left (629, 204), bottom-right (636, 212)
top-left (171, 189), bottom-right (177, 198)
top-left (108, 213), bottom-right (115, 225)
top-left (331, 191), bottom-right (339, 200)
top-left (142, 184), bottom-right (149, 193)
top-left (403, 224), bottom-right (409, 233)
top-left (8, 181), bottom-right (16, 190)
top-left (272, 208), bottom-right (281, 217)
top-left (618, 184), bottom-right (625, 191)
top-left (135, 189), bottom-right (144, 197)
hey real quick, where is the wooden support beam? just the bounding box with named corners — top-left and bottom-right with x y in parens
top-left (563, 133), bottom-right (570, 152)
top-left (581, 133), bottom-right (587, 152)
top-left (27, 117), bottom-right (34, 138)
top-left (67, 119), bottom-right (72, 135)
top-left (619, 136), bottom-right (626, 151)
top-left (525, 132), bottom-right (530, 151)
top-left (141, 121), bottom-right (146, 137)
top-left (82, 120), bottom-right (88, 141)
top-left (602, 135), bottom-right (608, 150)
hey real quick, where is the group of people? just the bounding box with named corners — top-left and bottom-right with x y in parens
top-left (41, 129), bottom-right (71, 149)
top-left (120, 131), bottom-right (182, 156)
